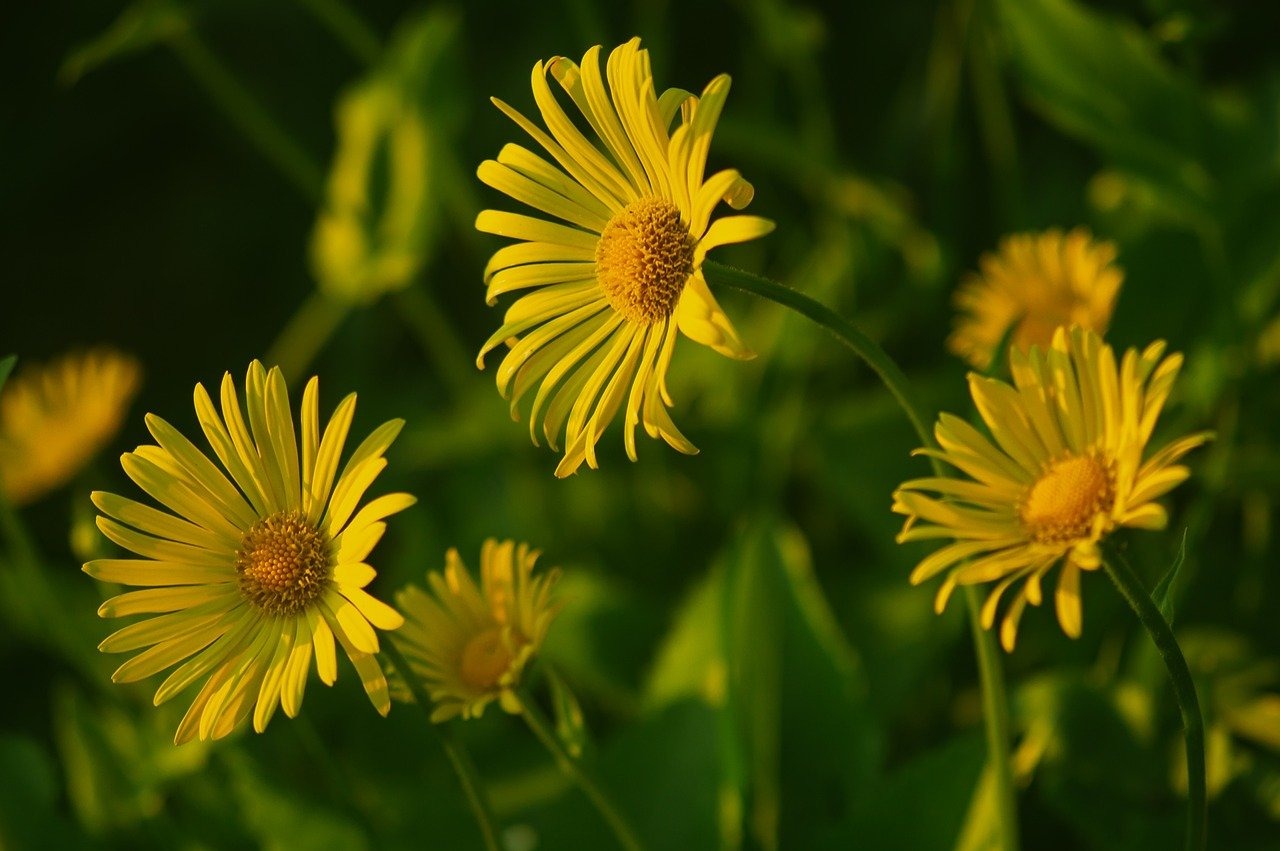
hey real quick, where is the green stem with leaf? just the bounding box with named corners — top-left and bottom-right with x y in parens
top-left (1103, 551), bottom-right (1206, 851)
top-left (513, 689), bottom-right (644, 851)
top-left (703, 260), bottom-right (1021, 851)
top-left (381, 640), bottom-right (501, 851)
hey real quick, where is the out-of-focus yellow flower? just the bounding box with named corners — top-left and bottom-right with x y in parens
top-left (949, 229), bottom-right (1122, 371)
top-left (894, 327), bottom-right (1208, 651)
top-left (394, 539), bottom-right (560, 722)
top-left (476, 37), bottom-right (774, 477)
top-left (0, 349), bottom-right (141, 505)
top-left (309, 10), bottom-right (460, 304)
top-left (85, 362), bottom-right (411, 744)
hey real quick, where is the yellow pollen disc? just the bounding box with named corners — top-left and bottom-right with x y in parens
top-left (1020, 454), bottom-right (1115, 544)
top-left (595, 198), bottom-right (695, 324)
top-left (236, 510), bottom-right (330, 615)
top-left (459, 626), bottom-right (515, 691)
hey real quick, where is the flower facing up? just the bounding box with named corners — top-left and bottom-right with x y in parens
top-left (394, 539), bottom-right (560, 722)
top-left (85, 362), bottom-right (412, 744)
top-left (893, 327), bottom-right (1209, 651)
top-left (476, 37), bottom-right (774, 476)
top-left (0, 349), bottom-right (141, 505)
top-left (949, 229), bottom-right (1122, 371)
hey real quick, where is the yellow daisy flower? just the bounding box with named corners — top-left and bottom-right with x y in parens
top-left (394, 539), bottom-right (560, 722)
top-left (949, 228), bottom-right (1122, 371)
top-left (893, 327), bottom-right (1209, 651)
top-left (0, 349), bottom-right (141, 506)
top-left (85, 362), bottom-right (411, 744)
top-left (475, 37), bottom-right (774, 477)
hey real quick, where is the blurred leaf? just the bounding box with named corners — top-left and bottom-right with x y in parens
top-left (546, 667), bottom-right (589, 759)
top-left (1152, 527), bottom-right (1188, 624)
top-left (993, 0), bottom-right (1217, 218)
top-left (224, 750), bottom-right (369, 851)
top-left (0, 734), bottom-right (84, 849)
top-left (59, 1), bottom-right (188, 85)
top-left (0, 355), bottom-right (15, 391)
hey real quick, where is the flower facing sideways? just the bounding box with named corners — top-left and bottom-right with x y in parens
top-left (85, 362), bottom-right (411, 744)
top-left (476, 37), bottom-right (774, 476)
top-left (394, 539), bottom-right (560, 722)
top-left (893, 327), bottom-right (1209, 650)
top-left (949, 229), bottom-right (1122, 371)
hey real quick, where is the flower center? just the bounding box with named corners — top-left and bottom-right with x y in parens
top-left (459, 626), bottom-right (514, 691)
top-left (236, 510), bottom-right (330, 615)
top-left (595, 198), bottom-right (695, 324)
top-left (1020, 454), bottom-right (1115, 544)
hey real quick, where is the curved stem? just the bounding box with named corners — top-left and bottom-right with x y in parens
top-left (381, 640), bottom-right (501, 851)
top-left (292, 0), bottom-right (382, 66)
top-left (704, 260), bottom-right (1021, 851)
top-left (513, 689), bottom-right (644, 851)
top-left (1103, 554), bottom-right (1207, 851)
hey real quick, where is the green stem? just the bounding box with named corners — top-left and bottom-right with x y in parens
top-left (381, 641), bottom-right (501, 851)
top-left (265, 290), bottom-right (351, 382)
top-left (704, 260), bottom-right (1021, 851)
top-left (167, 30), bottom-right (325, 202)
top-left (513, 689), bottom-right (644, 851)
top-left (1103, 553), bottom-right (1207, 851)
top-left (292, 0), bottom-right (382, 66)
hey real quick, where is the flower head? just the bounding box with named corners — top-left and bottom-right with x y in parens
top-left (476, 37), bottom-right (774, 477)
top-left (893, 327), bottom-right (1209, 650)
top-left (950, 229), bottom-right (1122, 371)
top-left (85, 362), bottom-right (412, 744)
top-left (0, 349), bottom-right (141, 505)
top-left (394, 539), bottom-right (560, 722)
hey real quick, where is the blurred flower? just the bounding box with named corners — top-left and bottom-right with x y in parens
top-left (476, 37), bottom-right (774, 477)
top-left (85, 362), bottom-right (411, 744)
top-left (949, 229), bottom-right (1122, 371)
top-left (394, 539), bottom-right (560, 722)
top-left (0, 349), bottom-right (141, 506)
top-left (893, 327), bottom-right (1209, 650)
top-left (310, 78), bottom-right (433, 304)
top-left (309, 8), bottom-right (460, 304)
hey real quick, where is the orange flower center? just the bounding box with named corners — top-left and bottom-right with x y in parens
top-left (236, 511), bottom-right (330, 615)
top-left (1020, 454), bottom-right (1115, 544)
top-left (459, 626), bottom-right (515, 691)
top-left (595, 198), bottom-right (695, 324)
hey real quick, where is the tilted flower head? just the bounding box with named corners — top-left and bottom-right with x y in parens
top-left (893, 327), bottom-right (1209, 651)
top-left (85, 362), bottom-right (412, 744)
top-left (0, 349), bottom-right (141, 505)
top-left (949, 229), bottom-right (1122, 371)
top-left (394, 539), bottom-right (560, 722)
top-left (475, 37), bottom-right (774, 477)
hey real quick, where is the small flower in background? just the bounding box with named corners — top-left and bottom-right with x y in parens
top-left (310, 9), bottom-right (459, 304)
top-left (949, 229), bottom-right (1123, 371)
top-left (476, 37), bottom-right (774, 477)
top-left (893, 327), bottom-right (1209, 650)
top-left (85, 362), bottom-right (412, 744)
top-left (394, 539), bottom-right (560, 722)
top-left (0, 349), bottom-right (141, 506)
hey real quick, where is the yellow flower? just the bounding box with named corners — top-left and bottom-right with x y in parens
top-left (949, 229), bottom-right (1122, 371)
top-left (85, 362), bottom-right (411, 744)
top-left (310, 77), bottom-right (432, 304)
top-left (394, 539), bottom-right (560, 722)
top-left (0, 349), bottom-right (141, 506)
top-left (476, 37), bottom-right (774, 477)
top-left (893, 327), bottom-right (1209, 651)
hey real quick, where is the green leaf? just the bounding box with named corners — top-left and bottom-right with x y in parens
top-left (58, 1), bottom-right (188, 86)
top-left (993, 0), bottom-right (1217, 218)
top-left (1152, 528), bottom-right (1189, 624)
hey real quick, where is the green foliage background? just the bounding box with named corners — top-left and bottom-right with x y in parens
top-left (3, 0), bottom-right (1280, 848)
